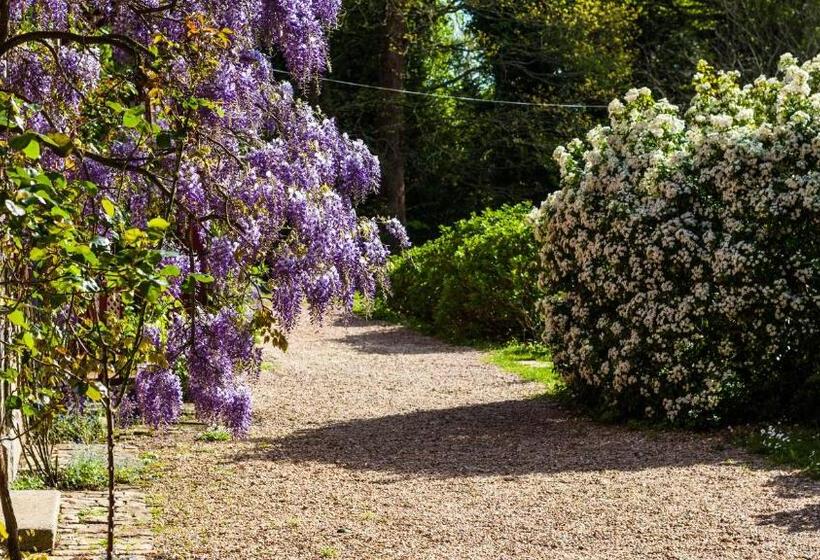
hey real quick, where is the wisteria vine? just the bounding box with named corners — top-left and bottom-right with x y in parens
top-left (0, 0), bottom-right (407, 437)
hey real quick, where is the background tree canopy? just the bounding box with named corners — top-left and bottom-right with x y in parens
top-left (311, 0), bottom-right (819, 241)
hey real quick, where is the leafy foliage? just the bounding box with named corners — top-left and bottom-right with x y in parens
top-left (10, 472), bottom-right (45, 490)
top-left (536, 55), bottom-right (820, 425)
top-left (384, 203), bottom-right (541, 342)
top-left (324, 0), bottom-right (819, 239)
top-left (50, 410), bottom-right (106, 445)
top-left (0, 0), bottom-right (402, 444)
top-left (0, 4), bottom-right (403, 555)
top-left (744, 425), bottom-right (820, 479)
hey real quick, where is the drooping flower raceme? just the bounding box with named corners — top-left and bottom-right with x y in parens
top-left (536, 55), bottom-right (820, 425)
top-left (0, 0), bottom-right (406, 435)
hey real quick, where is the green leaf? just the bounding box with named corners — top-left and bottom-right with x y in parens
top-left (147, 217), bottom-right (170, 231)
top-left (145, 284), bottom-right (161, 303)
top-left (106, 101), bottom-right (125, 113)
top-left (79, 180), bottom-right (98, 195)
top-left (159, 264), bottom-right (181, 277)
top-left (4, 199), bottom-right (25, 216)
top-left (7, 310), bottom-right (27, 329)
top-left (123, 228), bottom-right (145, 244)
top-left (156, 131), bottom-right (173, 150)
top-left (50, 206), bottom-right (71, 220)
top-left (123, 108), bottom-right (142, 128)
top-left (190, 273), bottom-right (214, 284)
top-left (85, 383), bottom-right (106, 402)
top-left (29, 247), bottom-right (46, 262)
top-left (9, 133), bottom-right (41, 159)
top-left (77, 245), bottom-right (99, 266)
top-left (101, 198), bottom-right (116, 217)
top-left (5, 395), bottom-right (21, 410)
top-left (0, 368), bottom-right (18, 383)
top-left (21, 138), bottom-right (40, 159)
top-left (43, 132), bottom-right (73, 156)
top-left (21, 332), bottom-right (34, 350)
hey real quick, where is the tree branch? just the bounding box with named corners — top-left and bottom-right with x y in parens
top-left (0, 0), bottom-right (10, 45)
top-left (0, 30), bottom-right (152, 60)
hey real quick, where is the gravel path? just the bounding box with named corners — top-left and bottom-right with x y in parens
top-left (147, 314), bottom-right (820, 559)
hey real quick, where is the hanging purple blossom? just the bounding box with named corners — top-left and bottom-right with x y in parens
top-left (384, 218), bottom-right (411, 249)
top-left (134, 368), bottom-right (183, 428)
top-left (3, 0), bottom-right (394, 440)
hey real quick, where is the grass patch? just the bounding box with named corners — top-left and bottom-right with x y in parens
top-left (742, 424), bottom-right (820, 479)
top-left (195, 426), bottom-right (232, 442)
top-left (318, 546), bottom-right (339, 558)
top-left (487, 342), bottom-right (564, 396)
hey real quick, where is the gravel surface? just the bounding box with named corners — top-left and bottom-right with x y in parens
top-left (147, 314), bottom-right (820, 559)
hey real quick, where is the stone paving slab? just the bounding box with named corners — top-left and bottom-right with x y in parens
top-left (47, 490), bottom-right (153, 560)
top-left (6, 490), bottom-right (60, 552)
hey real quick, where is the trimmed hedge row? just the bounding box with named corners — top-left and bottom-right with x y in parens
top-left (385, 203), bottom-right (542, 342)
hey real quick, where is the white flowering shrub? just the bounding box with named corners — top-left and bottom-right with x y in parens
top-left (535, 54), bottom-right (820, 425)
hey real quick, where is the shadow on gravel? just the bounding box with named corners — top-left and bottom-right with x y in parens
top-left (757, 503), bottom-right (820, 533)
top-left (327, 323), bottom-right (466, 355)
top-left (755, 475), bottom-right (820, 533)
top-left (236, 398), bottom-right (820, 531)
top-left (238, 398), bottom-right (772, 476)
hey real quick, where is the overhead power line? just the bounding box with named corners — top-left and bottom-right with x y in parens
top-left (271, 68), bottom-right (609, 110)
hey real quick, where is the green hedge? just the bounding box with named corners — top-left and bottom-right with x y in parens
top-left (385, 203), bottom-right (542, 342)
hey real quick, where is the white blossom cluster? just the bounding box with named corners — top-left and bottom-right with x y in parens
top-left (535, 55), bottom-right (820, 424)
top-left (759, 424), bottom-right (791, 452)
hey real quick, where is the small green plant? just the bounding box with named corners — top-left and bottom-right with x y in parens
top-left (50, 410), bottom-right (106, 444)
top-left (10, 472), bottom-right (46, 490)
top-left (743, 424), bottom-right (820, 479)
top-left (319, 546), bottom-right (339, 558)
top-left (195, 426), bottom-right (232, 442)
top-left (58, 453), bottom-right (108, 490)
top-left (56, 452), bottom-right (154, 490)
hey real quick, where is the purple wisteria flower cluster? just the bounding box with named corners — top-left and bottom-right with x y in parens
top-left (1, 0), bottom-right (407, 435)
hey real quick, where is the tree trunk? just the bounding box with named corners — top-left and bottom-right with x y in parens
top-left (100, 344), bottom-right (116, 560)
top-left (0, 446), bottom-right (21, 560)
top-left (104, 396), bottom-right (115, 560)
top-left (380, 0), bottom-right (407, 223)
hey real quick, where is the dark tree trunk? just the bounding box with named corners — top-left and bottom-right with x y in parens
top-left (104, 397), bottom-right (115, 560)
top-left (380, 0), bottom-right (407, 223)
top-left (0, 446), bottom-right (21, 560)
